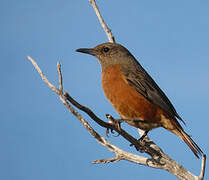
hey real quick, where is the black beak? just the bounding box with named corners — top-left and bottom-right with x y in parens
top-left (76, 48), bottom-right (97, 56)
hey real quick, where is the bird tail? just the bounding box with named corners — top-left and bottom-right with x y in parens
top-left (173, 126), bottom-right (203, 158)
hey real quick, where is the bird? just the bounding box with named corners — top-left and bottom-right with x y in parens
top-left (76, 42), bottom-right (203, 158)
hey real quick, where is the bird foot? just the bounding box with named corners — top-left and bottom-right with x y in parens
top-left (106, 114), bottom-right (124, 137)
top-left (106, 114), bottom-right (124, 129)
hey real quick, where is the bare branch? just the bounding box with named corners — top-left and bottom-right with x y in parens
top-left (89, 0), bottom-right (115, 43)
top-left (63, 92), bottom-right (143, 152)
top-left (27, 55), bottom-right (206, 180)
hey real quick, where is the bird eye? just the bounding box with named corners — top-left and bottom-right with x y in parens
top-left (103, 47), bottom-right (110, 53)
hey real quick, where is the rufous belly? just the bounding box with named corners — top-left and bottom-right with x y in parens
top-left (102, 64), bottom-right (164, 131)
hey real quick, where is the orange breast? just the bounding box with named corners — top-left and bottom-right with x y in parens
top-left (102, 65), bottom-right (164, 130)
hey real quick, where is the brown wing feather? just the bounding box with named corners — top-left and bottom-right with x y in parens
top-left (121, 61), bottom-right (186, 125)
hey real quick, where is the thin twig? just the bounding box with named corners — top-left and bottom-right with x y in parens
top-left (57, 62), bottom-right (63, 93)
top-left (89, 0), bottom-right (115, 43)
top-left (92, 155), bottom-right (122, 164)
top-left (27, 56), bottom-right (59, 94)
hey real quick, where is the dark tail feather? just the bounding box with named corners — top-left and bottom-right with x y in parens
top-left (174, 127), bottom-right (203, 158)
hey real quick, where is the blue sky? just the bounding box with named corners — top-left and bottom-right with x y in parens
top-left (1, 0), bottom-right (209, 179)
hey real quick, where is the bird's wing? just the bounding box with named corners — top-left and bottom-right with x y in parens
top-left (121, 63), bottom-right (185, 125)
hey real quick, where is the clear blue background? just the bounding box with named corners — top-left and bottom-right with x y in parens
top-left (1, 0), bottom-right (208, 179)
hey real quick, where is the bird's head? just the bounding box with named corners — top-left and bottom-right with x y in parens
top-left (76, 42), bottom-right (135, 71)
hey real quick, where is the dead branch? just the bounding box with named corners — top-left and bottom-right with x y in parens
top-left (27, 55), bottom-right (205, 180)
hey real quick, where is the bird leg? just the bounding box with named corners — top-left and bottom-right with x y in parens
top-left (130, 130), bottom-right (149, 150)
top-left (106, 115), bottom-right (149, 153)
top-left (138, 130), bottom-right (149, 142)
top-left (106, 114), bottom-right (149, 136)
